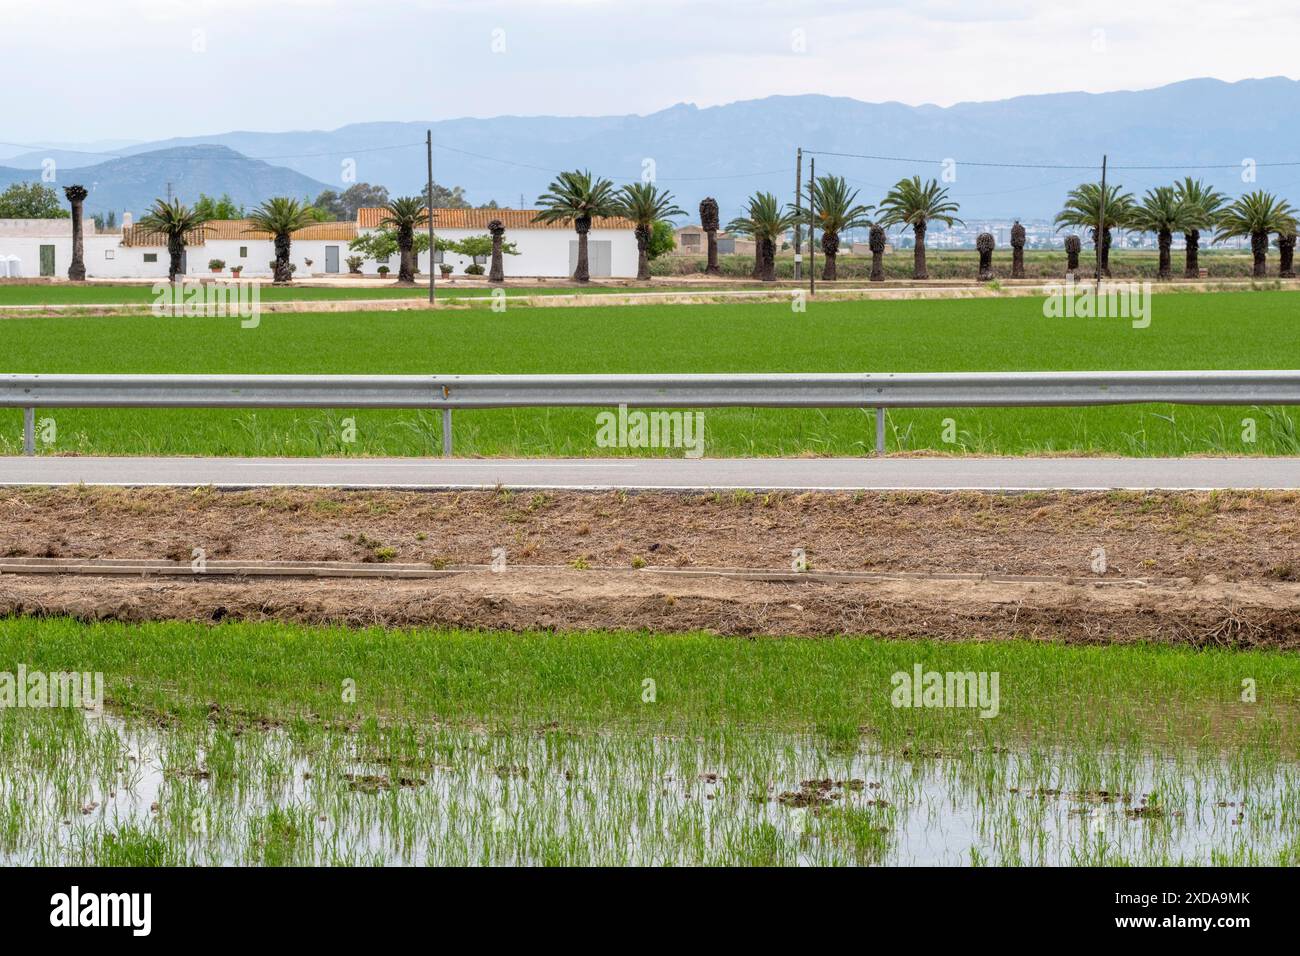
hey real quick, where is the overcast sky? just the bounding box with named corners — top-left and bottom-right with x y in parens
top-left (4, 0), bottom-right (1298, 147)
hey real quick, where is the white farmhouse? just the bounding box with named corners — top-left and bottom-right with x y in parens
top-left (355, 207), bottom-right (638, 278)
top-left (0, 207), bottom-right (638, 279)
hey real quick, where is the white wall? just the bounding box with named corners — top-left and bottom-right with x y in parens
top-left (0, 236), bottom-right (168, 279)
top-left (352, 227), bottom-right (638, 278)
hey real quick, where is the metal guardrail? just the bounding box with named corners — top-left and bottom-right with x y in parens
top-left (5, 370), bottom-right (1300, 457)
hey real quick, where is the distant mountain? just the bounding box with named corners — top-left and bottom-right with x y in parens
top-left (0, 146), bottom-right (332, 218)
top-left (78, 77), bottom-right (1300, 222)
top-left (12, 77), bottom-right (1300, 223)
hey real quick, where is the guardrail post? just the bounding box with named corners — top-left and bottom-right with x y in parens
top-left (875, 407), bottom-right (886, 456)
top-left (23, 407), bottom-right (35, 456)
top-left (440, 408), bottom-right (452, 457)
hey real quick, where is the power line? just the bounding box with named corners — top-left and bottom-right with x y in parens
top-left (804, 147), bottom-right (1300, 172)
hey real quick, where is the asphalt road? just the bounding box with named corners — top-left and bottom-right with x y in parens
top-left (1, 456), bottom-right (1298, 490)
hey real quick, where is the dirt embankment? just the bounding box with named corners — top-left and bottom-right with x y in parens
top-left (2, 486), bottom-right (1299, 646)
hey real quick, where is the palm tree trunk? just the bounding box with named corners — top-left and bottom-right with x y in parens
top-left (273, 233), bottom-right (293, 283)
top-left (912, 222), bottom-right (927, 280)
top-left (705, 229), bottom-right (719, 275)
top-left (751, 241), bottom-right (762, 280)
top-left (573, 216), bottom-right (591, 282)
top-left (488, 224), bottom-right (505, 283)
top-left (397, 226), bottom-right (415, 284)
top-left (761, 237), bottom-right (776, 282)
top-left (1157, 229), bottom-right (1171, 280)
top-left (821, 231), bottom-right (838, 281)
top-left (1279, 233), bottom-right (1296, 279)
top-left (167, 235), bottom-right (184, 282)
top-left (1251, 230), bottom-right (1268, 278)
top-left (66, 187), bottom-right (87, 282)
top-left (634, 224), bottom-right (651, 281)
top-left (869, 225), bottom-right (885, 282)
top-left (1184, 230), bottom-right (1200, 279)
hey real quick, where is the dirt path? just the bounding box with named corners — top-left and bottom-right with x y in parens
top-left (3, 487), bottom-right (1298, 644)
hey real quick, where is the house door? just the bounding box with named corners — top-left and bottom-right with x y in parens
top-left (325, 246), bottom-right (340, 274)
top-left (39, 245), bottom-right (56, 277)
top-left (569, 239), bottom-right (612, 277)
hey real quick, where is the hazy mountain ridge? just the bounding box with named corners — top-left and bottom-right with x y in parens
top-left (7, 77), bottom-right (1299, 221)
top-left (0, 146), bottom-right (331, 219)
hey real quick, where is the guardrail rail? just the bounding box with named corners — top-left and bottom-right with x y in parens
top-left (5, 370), bottom-right (1300, 456)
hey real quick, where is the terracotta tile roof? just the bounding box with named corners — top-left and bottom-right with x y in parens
top-left (202, 219), bottom-right (357, 241)
top-left (120, 224), bottom-right (207, 248)
top-left (356, 207), bottom-right (634, 231)
top-left (122, 219), bottom-right (356, 246)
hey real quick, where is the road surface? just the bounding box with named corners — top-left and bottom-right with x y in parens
top-left (1, 456), bottom-right (1297, 490)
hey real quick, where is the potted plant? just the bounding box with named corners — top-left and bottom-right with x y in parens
top-left (465, 263), bottom-right (485, 276)
top-left (208, 259), bottom-right (226, 274)
top-left (439, 263), bottom-right (453, 278)
top-left (230, 264), bottom-right (243, 278)
top-left (377, 266), bottom-right (390, 277)
top-left (346, 255), bottom-right (364, 275)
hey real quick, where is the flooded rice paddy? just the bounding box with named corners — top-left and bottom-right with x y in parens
top-left (2, 708), bottom-right (1296, 866)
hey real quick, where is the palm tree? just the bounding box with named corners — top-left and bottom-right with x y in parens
top-left (1063, 235), bottom-right (1081, 277)
top-left (1129, 187), bottom-right (1197, 280)
top-left (1213, 191), bottom-right (1299, 278)
top-left (876, 176), bottom-right (962, 279)
top-left (378, 196), bottom-right (427, 284)
top-left (1173, 178), bottom-right (1227, 278)
top-left (247, 197), bottom-right (317, 283)
top-left (1279, 232), bottom-right (1297, 279)
top-left (488, 219), bottom-right (507, 283)
top-left (976, 232), bottom-right (995, 281)
top-left (868, 224), bottom-right (887, 281)
top-left (727, 192), bottom-right (795, 282)
top-left (699, 197), bottom-right (721, 275)
top-left (1054, 182), bottom-right (1135, 278)
top-left (617, 182), bottom-right (684, 282)
top-left (137, 198), bottom-right (213, 281)
top-left (64, 185), bottom-right (88, 281)
top-left (534, 169), bottom-right (620, 282)
top-left (1010, 221), bottom-right (1026, 278)
top-left (799, 174), bottom-right (874, 281)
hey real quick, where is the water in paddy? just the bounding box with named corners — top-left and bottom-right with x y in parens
top-left (0, 709), bottom-right (1295, 866)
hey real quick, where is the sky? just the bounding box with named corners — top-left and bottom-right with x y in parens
top-left (3, 0), bottom-right (1299, 147)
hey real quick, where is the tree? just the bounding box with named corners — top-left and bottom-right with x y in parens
top-left (1054, 182), bottom-right (1135, 278)
top-left (1129, 187), bottom-right (1197, 280)
top-left (0, 182), bottom-right (69, 219)
top-left (534, 169), bottom-right (620, 282)
top-left (340, 183), bottom-right (390, 218)
top-left (64, 185), bottom-right (88, 281)
top-left (1064, 235), bottom-right (1082, 277)
top-left (617, 182), bottom-right (685, 282)
top-left (868, 224), bottom-right (887, 281)
top-left (247, 197), bottom-right (317, 283)
top-left (726, 191), bottom-right (796, 282)
top-left (193, 193), bottom-right (244, 220)
top-left (699, 197), bottom-right (721, 275)
top-left (1173, 178), bottom-right (1227, 279)
top-left (876, 176), bottom-right (962, 280)
top-left (137, 198), bottom-right (213, 281)
top-left (799, 174), bottom-right (874, 281)
top-left (377, 196), bottom-right (427, 284)
top-left (648, 220), bottom-right (676, 261)
top-left (1213, 191), bottom-right (1299, 278)
top-left (1010, 221), bottom-right (1026, 278)
top-left (976, 232), bottom-right (995, 281)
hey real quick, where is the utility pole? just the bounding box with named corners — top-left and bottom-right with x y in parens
top-left (166, 182), bottom-right (172, 203)
top-left (808, 157), bottom-right (816, 297)
top-left (793, 148), bottom-right (803, 282)
top-left (1097, 153), bottom-right (1107, 291)
top-left (434, 132), bottom-right (444, 306)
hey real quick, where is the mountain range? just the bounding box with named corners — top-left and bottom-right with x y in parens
top-left (5, 77), bottom-right (1299, 222)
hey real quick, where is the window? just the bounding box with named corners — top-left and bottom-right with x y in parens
top-left (239, 246), bottom-right (248, 258)
top-left (104, 249), bottom-right (115, 260)
top-left (433, 251), bottom-right (444, 264)
top-left (682, 234), bottom-right (701, 249)
top-left (377, 255), bottom-right (390, 264)
top-left (143, 253), bottom-right (158, 263)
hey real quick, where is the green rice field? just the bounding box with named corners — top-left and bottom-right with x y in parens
top-left (2, 289), bottom-right (1299, 457)
top-left (1, 618), bottom-right (1297, 866)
